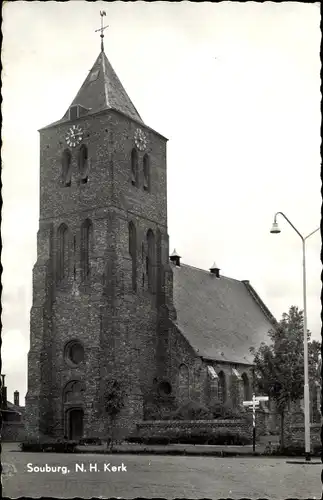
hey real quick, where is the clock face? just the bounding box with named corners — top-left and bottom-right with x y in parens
top-left (134, 128), bottom-right (147, 151)
top-left (66, 124), bottom-right (83, 148)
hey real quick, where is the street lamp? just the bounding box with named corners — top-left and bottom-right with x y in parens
top-left (270, 212), bottom-right (320, 461)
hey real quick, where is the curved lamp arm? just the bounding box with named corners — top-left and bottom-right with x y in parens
top-left (273, 212), bottom-right (319, 242)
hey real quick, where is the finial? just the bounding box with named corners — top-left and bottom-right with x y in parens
top-left (95, 10), bottom-right (109, 52)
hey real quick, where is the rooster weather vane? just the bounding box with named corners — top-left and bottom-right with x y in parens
top-left (95, 11), bottom-right (109, 52)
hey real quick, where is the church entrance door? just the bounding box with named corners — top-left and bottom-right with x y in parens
top-left (68, 408), bottom-right (84, 440)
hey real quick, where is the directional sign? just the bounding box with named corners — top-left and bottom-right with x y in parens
top-left (243, 401), bottom-right (259, 407)
top-left (243, 394), bottom-right (269, 454)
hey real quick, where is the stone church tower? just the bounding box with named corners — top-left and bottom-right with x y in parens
top-left (26, 42), bottom-right (174, 440)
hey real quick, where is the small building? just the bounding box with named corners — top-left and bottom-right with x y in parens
top-left (1, 375), bottom-right (25, 441)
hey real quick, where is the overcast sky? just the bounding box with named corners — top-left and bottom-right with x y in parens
top-left (2, 2), bottom-right (321, 404)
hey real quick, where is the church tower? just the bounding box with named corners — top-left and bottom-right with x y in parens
top-left (26, 25), bottom-right (173, 440)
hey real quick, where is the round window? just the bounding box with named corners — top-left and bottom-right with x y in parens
top-left (65, 341), bottom-right (84, 366)
top-left (158, 381), bottom-right (172, 396)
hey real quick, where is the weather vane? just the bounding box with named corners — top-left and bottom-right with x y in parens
top-left (95, 10), bottom-right (109, 52)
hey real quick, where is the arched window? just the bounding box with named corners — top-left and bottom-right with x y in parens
top-left (141, 242), bottom-right (145, 288)
top-left (62, 149), bottom-right (72, 186)
top-left (207, 366), bottom-right (218, 404)
top-left (63, 380), bottom-right (85, 403)
top-left (143, 154), bottom-right (150, 191)
top-left (218, 371), bottom-right (226, 404)
top-left (156, 228), bottom-right (162, 295)
top-left (128, 221), bottom-right (137, 291)
top-left (57, 223), bottom-right (69, 283)
top-left (146, 229), bottom-right (156, 293)
top-left (231, 376), bottom-right (239, 408)
top-left (178, 364), bottom-right (189, 403)
top-left (242, 373), bottom-right (250, 401)
top-left (131, 149), bottom-right (138, 186)
top-left (78, 144), bottom-right (89, 183)
top-left (81, 219), bottom-right (92, 281)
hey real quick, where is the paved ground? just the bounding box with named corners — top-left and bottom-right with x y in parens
top-left (2, 443), bottom-right (322, 499)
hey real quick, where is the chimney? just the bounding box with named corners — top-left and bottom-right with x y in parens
top-left (1, 375), bottom-right (7, 409)
top-left (209, 262), bottom-right (220, 278)
top-left (170, 249), bottom-right (181, 267)
top-left (14, 390), bottom-right (19, 407)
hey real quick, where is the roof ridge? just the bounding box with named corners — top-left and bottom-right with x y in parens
top-left (178, 262), bottom-right (243, 283)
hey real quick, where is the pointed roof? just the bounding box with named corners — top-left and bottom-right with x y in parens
top-left (68, 50), bottom-right (143, 122)
top-left (170, 249), bottom-right (181, 258)
top-left (41, 50), bottom-right (144, 130)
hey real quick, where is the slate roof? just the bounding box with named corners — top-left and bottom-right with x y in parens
top-left (172, 263), bottom-right (276, 365)
top-left (41, 50), bottom-right (144, 129)
top-left (2, 401), bottom-right (24, 415)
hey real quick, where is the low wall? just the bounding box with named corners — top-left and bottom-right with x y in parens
top-left (135, 418), bottom-right (256, 440)
top-left (1, 422), bottom-right (26, 442)
top-left (136, 409), bottom-right (270, 440)
top-left (285, 422), bottom-right (321, 451)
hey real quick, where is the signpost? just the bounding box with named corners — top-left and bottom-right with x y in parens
top-left (243, 394), bottom-right (269, 452)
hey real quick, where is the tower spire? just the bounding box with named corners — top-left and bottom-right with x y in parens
top-left (95, 10), bottom-right (109, 52)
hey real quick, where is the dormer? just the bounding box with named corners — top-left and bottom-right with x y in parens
top-left (68, 104), bottom-right (91, 121)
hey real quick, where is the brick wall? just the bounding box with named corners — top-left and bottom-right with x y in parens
top-left (134, 418), bottom-right (251, 440)
top-left (167, 322), bottom-right (254, 411)
top-left (283, 409), bottom-right (322, 451)
top-left (1, 422), bottom-right (26, 442)
top-left (284, 422), bottom-right (321, 450)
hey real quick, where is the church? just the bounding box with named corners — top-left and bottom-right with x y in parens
top-left (25, 34), bottom-right (277, 441)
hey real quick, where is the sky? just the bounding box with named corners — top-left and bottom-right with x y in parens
top-left (2, 1), bottom-right (321, 404)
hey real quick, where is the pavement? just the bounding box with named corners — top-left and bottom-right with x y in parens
top-left (75, 441), bottom-right (269, 456)
top-left (73, 434), bottom-right (297, 457)
top-left (2, 442), bottom-right (322, 499)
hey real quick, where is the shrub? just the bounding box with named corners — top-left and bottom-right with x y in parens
top-left (261, 443), bottom-right (322, 457)
top-left (20, 439), bottom-right (77, 453)
top-left (312, 443), bottom-right (322, 456)
top-left (20, 440), bottom-right (43, 452)
top-left (207, 431), bottom-right (251, 446)
top-left (144, 404), bottom-right (163, 421)
top-left (105, 379), bottom-right (125, 417)
top-left (169, 401), bottom-right (213, 421)
top-left (126, 428), bottom-right (251, 446)
top-left (79, 437), bottom-right (102, 446)
top-left (209, 402), bottom-right (243, 420)
top-left (126, 435), bottom-right (141, 444)
top-left (142, 437), bottom-right (171, 445)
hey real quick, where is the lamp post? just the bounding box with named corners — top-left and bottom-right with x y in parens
top-left (270, 212), bottom-right (319, 462)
